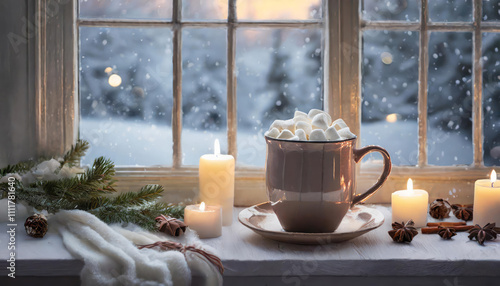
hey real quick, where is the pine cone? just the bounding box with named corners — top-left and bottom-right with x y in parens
top-left (388, 220), bottom-right (418, 243)
top-left (451, 204), bottom-right (473, 221)
top-left (24, 214), bottom-right (48, 238)
top-left (429, 199), bottom-right (451, 219)
top-left (156, 215), bottom-right (187, 236)
top-left (438, 226), bottom-right (456, 240)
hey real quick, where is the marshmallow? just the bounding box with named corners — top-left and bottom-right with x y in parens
top-left (308, 109), bottom-right (324, 119)
top-left (331, 118), bottom-right (348, 131)
top-left (290, 136), bottom-right (300, 141)
top-left (270, 119), bottom-right (295, 133)
top-left (277, 129), bottom-right (295, 140)
top-left (307, 109), bottom-right (332, 124)
top-left (295, 121), bottom-right (312, 135)
top-left (294, 110), bottom-right (308, 118)
top-left (309, 129), bottom-right (327, 141)
top-left (338, 127), bottom-right (356, 139)
top-left (325, 126), bottom-right (342, 141)
top-left (293, 115), bottom-right (311, 124)
top-left (295, 129), bottom-right (307, 141)
top-left (311, 113), bottom-right (330, 131)
top-left (265, 127), bottom-right (280, 138)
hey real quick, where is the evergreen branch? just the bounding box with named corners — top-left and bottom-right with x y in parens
top-left (1, 160), bottom-right (39, 176)
top-left (91, 205), bottom-right (158, 231)
top-left (74, 184), bottom-right (164, 210)
top-left (1, 139), bottom-right (186, 232)
top-left (60, 140), bottom-right (90, 168)
top-left (91, 201), bottom-right (185, 231)
top-left (108, 184), bottom-right (164, 206)
top-left (37, 156), bottom-right (116, 201)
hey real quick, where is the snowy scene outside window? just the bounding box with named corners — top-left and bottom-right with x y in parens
top-left (79, 0), bottom-right (500, 169)
top-left (361, 0), bottom-right (499, 167)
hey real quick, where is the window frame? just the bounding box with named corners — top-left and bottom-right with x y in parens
top-left (36, 0), bottom-right (497, 206)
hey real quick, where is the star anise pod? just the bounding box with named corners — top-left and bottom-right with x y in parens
top-left (429, 199), bottom-right (451, 219)
top-left (437, 226), bottom-right (456, 240)
top-left (451, 204), bottom-right (473, 221)
top-left (155, 215), bottom-right (187, 236)
top-left (388, 220), bottom-right (418, 243)
top-left (468, 223), bottom-right (497, 245)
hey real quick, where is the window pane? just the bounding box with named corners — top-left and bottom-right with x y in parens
top-left (182, 28), bottom-right (227, 165)
top-left (236, 28), bottom-right (323, 167)
top-left (361, 30), bottom-right (419, 166)
top-left (182, 0), bottom-right (227, 20)
top-left (482, 33), bottom-right (500, 166)
top-left (362, 0), bottom-right (420, 22)
top-left (79, 0), bottom-right (171, 19)
top-left (427, 32), bottom-right (473, 166)
top-left (483, 0), bottom-right (500, 21)
top-left (237, 0), bottom-right (322, 20)
top-left (429, 0), bottom-right (472, 22)
top-left (79, 27), bottom-right (173, 166)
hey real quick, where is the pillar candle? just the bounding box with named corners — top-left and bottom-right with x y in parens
top-left (199, 139), bottom-right (235, 226)
top-left (184, 202), bottom-right (222, 238)
top-left (473, 170), bottom-right (500, 226)
top-left (391, 178), bottom-right (429, 227)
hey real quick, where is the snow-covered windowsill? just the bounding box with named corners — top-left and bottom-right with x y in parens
top-left (1, 205), bottom-right (500, 285)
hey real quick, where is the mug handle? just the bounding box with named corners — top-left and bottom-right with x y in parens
top-left (351, 145), bottom-right (392, 206)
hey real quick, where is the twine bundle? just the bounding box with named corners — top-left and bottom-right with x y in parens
top-left (138, 241), bottom-right (224, 275)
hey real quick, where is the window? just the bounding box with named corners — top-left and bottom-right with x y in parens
top-left (360, 0), bottom-right (500, 168)
top-left (77, 0), bottom-right (324, 168)
top-left (33, 0), bottom-right (498, 205)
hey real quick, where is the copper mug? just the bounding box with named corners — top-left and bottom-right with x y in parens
top-left (265, 136), bottom-right (391, 233)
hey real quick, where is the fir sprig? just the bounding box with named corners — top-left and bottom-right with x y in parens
top-left (60, 140), bottom-right (90, 168)
top-left (0, 140), bottom-right (185, 231)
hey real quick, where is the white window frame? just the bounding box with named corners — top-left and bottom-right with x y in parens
top-left (34, 0), bottom-right (497, 206)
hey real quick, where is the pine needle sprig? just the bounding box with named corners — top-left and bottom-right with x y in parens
top-left (90, 201), bottom-right (185, 231)
top-left (60, 140), bottom-right (90, 168)
top-left (90, 205), bottom-right (155, 230)
top-left (109, 184), bottom-right (164, 206)
top-left (76, 184), bottom-right (164, 210)
top-left (0, 158), bottom-right (46, 176)
top-left (26, 156), bottom-right (116, 205)
top-left (1, 139), bottom-right (186, 231)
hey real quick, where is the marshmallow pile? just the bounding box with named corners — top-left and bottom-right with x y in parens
top-left (265, 109), bottom-right (356, 141)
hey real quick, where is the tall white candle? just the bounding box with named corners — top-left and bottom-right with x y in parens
top-left (184, 202), bottom-right (222, 238)
top-left (391, 178), bottom-right (429, 227)
top-left (199, 139), bottom-right (235, 226)
top-left (473, 170), bottom-right (500, 226)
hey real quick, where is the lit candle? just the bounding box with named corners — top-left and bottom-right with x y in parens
top-left (199, 139), bottom-right (235, 226)
top-left (391, 178), bottom-right (429, 227)
top-left (473, 170), bottom-right (500, 226)
top-left (184, 202), bottom-right (222, 238)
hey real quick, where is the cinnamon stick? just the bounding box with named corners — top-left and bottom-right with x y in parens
top-left (427, 222), bottom-right (466, 227)
top-left (421, 225), bottom-right (474, 234)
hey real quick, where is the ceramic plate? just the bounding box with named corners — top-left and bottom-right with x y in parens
top-left (238, 202), bottom-right (385, 245)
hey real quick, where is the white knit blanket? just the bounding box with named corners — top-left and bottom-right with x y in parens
top-left (50, 210), bottom-right (222, 286)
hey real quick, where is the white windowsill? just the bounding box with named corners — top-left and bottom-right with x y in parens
top-left (1, 205), bottom-right (500, 284)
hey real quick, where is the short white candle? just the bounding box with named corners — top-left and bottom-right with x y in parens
top-left (473, 170), bottom-right (500, 226)
top-left (199, 139), bottom-right (235, 226)
top-left (391, 178), bottom-right (429, 227)
top-left (184, 202), bottom-right (222, 239)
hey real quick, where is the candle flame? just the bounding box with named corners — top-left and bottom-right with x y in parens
top-left (214, 139), bottom-right (220, 156)
top-left (199, 202), bottom-right (206, 211)
top-left (491, 170), bottom-right (497, 187)
top-left (407, 178), bottom-right (413, 192)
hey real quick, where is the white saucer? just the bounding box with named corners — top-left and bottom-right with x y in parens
top-left (238, 202), bottom-right (385, 245)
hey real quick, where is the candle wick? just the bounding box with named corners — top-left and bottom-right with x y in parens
top-left (493, 182), bottom-right (495, 188)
